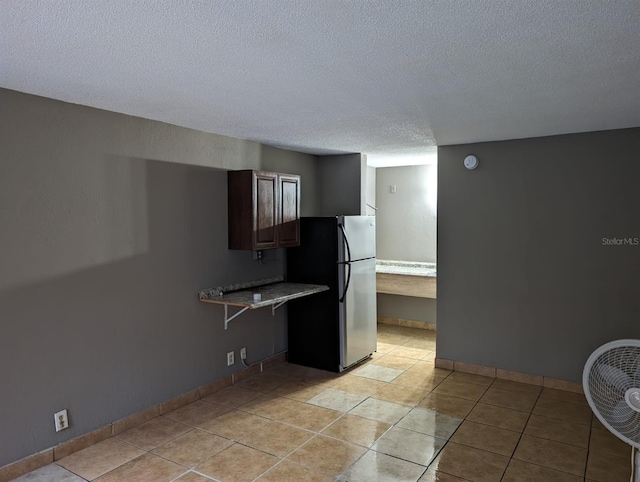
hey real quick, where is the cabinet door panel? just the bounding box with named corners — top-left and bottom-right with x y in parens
top-left (253, 172), bottom-right (278, 249)
top-left (279, 175), bottom-right (300, 247)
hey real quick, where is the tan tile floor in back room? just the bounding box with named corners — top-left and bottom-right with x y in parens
top-left (15, 325), bottom-right (632, 482)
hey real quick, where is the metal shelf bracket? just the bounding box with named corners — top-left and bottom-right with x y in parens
top-left (271, 301), bottom-right (287, 316)
top-left (224, 305), bottom-right (250, 330)
top-left (224, 301), bottom-right (288, 329)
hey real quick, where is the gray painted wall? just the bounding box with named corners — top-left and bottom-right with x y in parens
top-left (437, 128), bottom-right (640, 382)
top-left (376, 165), bottom-right (437, 262)
top-left (317, 154), bottom-right (365, 216)
top-left (0, 89), bottom-right (320, 466)
top-left (260, 145), bottom-right (319, 217)
top-left (365, 165), bottom-right (376, 216)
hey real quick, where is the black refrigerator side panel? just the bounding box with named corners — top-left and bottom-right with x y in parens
top-left (286, 217), bottom-right (340, 372)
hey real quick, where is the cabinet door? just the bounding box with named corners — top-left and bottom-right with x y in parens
top-left (278, 174), bottom-right (300, 247)
top-left (253, 171), bottom-right (278, 249)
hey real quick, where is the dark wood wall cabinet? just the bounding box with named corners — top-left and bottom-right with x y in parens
top-left (228, 170), bottom-right (301, 250)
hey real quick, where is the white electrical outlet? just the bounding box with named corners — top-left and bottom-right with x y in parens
top-left (227, 351), bottom-right (235, 366)
top-left (54, 409), bottom-right (69, 432)
top-left (240, 347), bottom-right (247, 360)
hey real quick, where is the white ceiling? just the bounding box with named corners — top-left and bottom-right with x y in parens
top-left (2, 1), bottom-right (639, 166)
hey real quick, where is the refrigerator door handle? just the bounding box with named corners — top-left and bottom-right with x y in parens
top-left (339, 261), bottom-right (351, 303)
top-left (339, 223), bottom-right (352, 264)
top-left (338, 223), bottom-right (352, 303)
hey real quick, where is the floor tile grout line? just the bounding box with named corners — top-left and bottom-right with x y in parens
top-left (195, 401), bottom-right (385, 460)
top-left (501, 387), bottom-right (588, 480)
top-left (418, 379), bottom-right (489, 480)
top-left (166, 467), bottom-right (191, 482)
top-left (183, 468), bottom-right (221, 481)
top-left (249, 456), bottom-right (331, 482)
top-left (113, 408), bottom-right (320, 478)
top-left (499, 383), bottom-right (546, 482)
top-left (508, 415), bottom-right (592, 449)
top-left (276, 432), bottom-right (362, 479)
top-left (333, 446), bottom-right (374, 480)
top-left (51, 462), bottom-right (88, 481)
top-left (147, 447), bottom-right (201, 476)
top-left (500, 458), bottom-right (588, 481)
top-left (313, 329), bottom-right (438, 480)
top-left (584, 412), bottom-right (594, 481)
top-left (340, 447), bottom-right (432, 480)
top-left (413, 373), bottom-right (586, 480)
top-left (74, 437), bottom-right (153, 480)
top-left (344, 356), bottom-right (456, 480)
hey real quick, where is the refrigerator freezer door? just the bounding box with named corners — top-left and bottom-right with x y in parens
top-left (338, 216), bottom-right (376, 261)
top-left (339, 257), bottom-right (377, 370)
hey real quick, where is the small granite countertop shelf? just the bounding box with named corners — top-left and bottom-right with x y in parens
top-left (199, 276), bottom-right (329, 329)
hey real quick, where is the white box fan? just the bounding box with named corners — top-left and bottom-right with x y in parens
top-left (583, 339), bottom-right (640, 481)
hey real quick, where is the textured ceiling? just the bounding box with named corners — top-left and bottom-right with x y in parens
top-left (2, 1), bottom-right (639, 165)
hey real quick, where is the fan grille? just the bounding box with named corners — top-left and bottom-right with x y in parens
top-left (586, 344), bottom-right (640, 447)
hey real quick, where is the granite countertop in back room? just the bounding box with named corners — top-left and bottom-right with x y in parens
top-left (376, 259), bottom-right (437, 278)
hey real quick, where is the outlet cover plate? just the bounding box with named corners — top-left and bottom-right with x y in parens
top-left (54, 409), bottom-right (69, 432)
top-left (227, 351), bottom-right (234, 366)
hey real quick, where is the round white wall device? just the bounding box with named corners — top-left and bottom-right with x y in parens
top-left (464, 155), bottom-right (479, 170)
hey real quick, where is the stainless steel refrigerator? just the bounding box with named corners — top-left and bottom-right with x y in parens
top-left (286, 216), bottom-right (377, 372)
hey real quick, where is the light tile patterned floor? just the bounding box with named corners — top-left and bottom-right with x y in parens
top-left (13, 325), bottom-right (632, 481)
